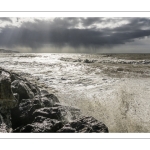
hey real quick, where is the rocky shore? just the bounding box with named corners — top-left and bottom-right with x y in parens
top-left (0, 67), bottom-right (108, 133)
top-left (0, 49), bottom-right (19, 53)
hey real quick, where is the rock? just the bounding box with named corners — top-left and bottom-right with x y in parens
top-left (83, 59), bottom-right (92, 63)
top-left (57, 116), bottom-right (109, 133)
top-left (61, 77), bottom-right (66, 80)
top-left (40, 90), bottom-right (60, 107)
top-left (40, 90), bottom-right (59, 103)
top-left (57, 126), bottom-right (76, 133)
top-left (13, 93), bottom-right (19, 101)
top-left (11, 80), bottom-right (34, 101)
top-left (41, 96), bottom-right (54, 107)
top-left (102, 78), bottom-right (107, 80)
top-left (10, 73), bottom-right (22, 82)
top-left (53, 104), bottom-right (81, 121)
top-left (116, 67), bottom-right (124, 71)
top-left (25, 81), bottom-right (40, 95)
top-left (0, 70), bottom-right (18, 132)
top-left (40, 90), bottom-right (49, 96)
top-left (32, 107), bottom-right (64, 121)
top-left (0, 72), bottom-right (16, 109)
top-left (0, 68), bottom-right (109, 133)
top-left (11, 98), bottom-right (41, 129)
top-left (83, 59), bottom-right (96, 63)
top-left (18, 116), bottom-right (63, 133)
top-left (0, 112), bottom-right (13, 133)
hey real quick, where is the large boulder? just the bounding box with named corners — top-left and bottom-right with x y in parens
top-left (11, 88), bottom-right (61, 130)
top-left (40, 90), bottom-right (60, 103)
top-left (11, 97), bottom-right (42, 129)
top-left (40, 90), bottom-right (60, 107)
top-left (11, 80), bottom-right (34, 101)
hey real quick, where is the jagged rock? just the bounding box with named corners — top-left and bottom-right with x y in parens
top-left (57, 116), bottom-right (109, 133)
top-left (0, 71), bottom-right (16, 108)
top-left (10, 73), bottom-right (22, 82)
top-left (13, 93), bottom-right (19, 101)
top-left (17, 116), bottom-right (63, 132)
top-left (11, 98), bottom-right (42, 129)
top-left (41, 96), bottom-right (54, 107)
top-left (0, 68), bottom-right (109, 133)
top-left (40, 90), bottom-right (60, 103)
top-left (32, 107), bottom-right (64, 121)
top-left (53, 104), bottom-right (81, 121)
top-left (57, 126), bottom-right (76, 133)
top-left (11, 80), bottom-right (34, 101)
top-left (117, 67), bottom-right (124, 71)
top-left (0, 112), bottom-right (12, 133)
top-left (83, 59), bottom-right (95, 63)
top-left (40, 90), bottom-right (60, 107)
top-left (40, 90), bottom-right (49, 96)
top-left (0, 70), bottom-right (17, 132)
top-left (25, 81), bottom-right (40, 95)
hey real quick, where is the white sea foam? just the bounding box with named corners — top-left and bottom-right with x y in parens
top-left (0, 53), bottom-right (150, 132)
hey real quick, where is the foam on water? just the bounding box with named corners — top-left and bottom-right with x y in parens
top-left (0, 53), bottom-right (150, 132)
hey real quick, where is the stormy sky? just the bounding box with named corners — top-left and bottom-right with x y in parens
top-left (0, 17), bottom-right (150, 53)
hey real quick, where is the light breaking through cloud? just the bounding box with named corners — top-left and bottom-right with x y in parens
top-left (0, 17), bottom-right (150, 53)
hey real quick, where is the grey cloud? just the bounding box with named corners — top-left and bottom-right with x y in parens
top-left (0, 17), bottom-right (150, 52)
top-left (107, 18), bottom-right (150, 32)
top-left (80, 18), bottom-right (103, 26)
top-left (0, 17), bottom-right (12, 23)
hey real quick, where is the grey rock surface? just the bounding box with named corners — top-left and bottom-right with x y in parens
top-left (0, 68), bottom-right (109, 133)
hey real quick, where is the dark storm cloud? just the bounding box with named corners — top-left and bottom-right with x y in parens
top-left (107, 18), bottom-right (150, 32)
top-left (0, 17), bottom-right (12, 23)
top-left (0, 17), bottom-right (150, 52)
top-left (80, 18), bottom-right (103, 26)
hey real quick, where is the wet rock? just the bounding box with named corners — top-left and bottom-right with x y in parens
top-left (83, 59), bottom-right (96, 63)
top-left (0, 70), bottom-right (17, 132)
top-left (117, 67), bottom-right (124, 71)
top-left (0, 112), bottom-right (13, 133)
top-left (102, 78), bottom-right (107, 81)
top-left (0, 68), bottom-right (109, 133)
top-left (61, 77), bottom-right (66, 80)
top-left (40, 90), bottom-right (60, 107)
top-left (83, 59), bottom-right (93, 63)
top-left (53, 104), bottom-right (81, 121)
top-left (0, 72), bottom-right (16, 108)
top-left (11, 98), bottom-right (41, 129)
top-left (11, 80), bottom-right (34, 101)
top-left (25, 81), bottom-right (40, 95)
top-left (58, 116), bottom-right (109, 133)
top-left (57, 126), bottom-right (76, 133)
top-left (10, 73), bottom-right (21, 82)
top-left (41, 96), bottom-right (54, 107)
top-left (19, 116), bottom-right (63, 133)
top-left (13, 93), bottom-right (19, 101)
top-left (40, 90), bottom-right (59, 103)
top-left (32, 107), bottom-right (64, 121)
